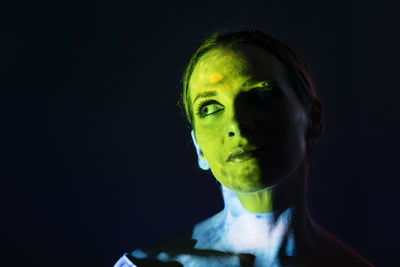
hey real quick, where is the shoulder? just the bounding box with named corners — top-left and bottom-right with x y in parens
top-left (113, 253), bottom-right (137, 267)
top-left (116, 212), bottom-right (244, 266)
top-left (113, 229), bottom-right (194, 267)
top-left (113, 226), bottom-right (196, 267)
top-left (136, 211), bottom-right (225, 256)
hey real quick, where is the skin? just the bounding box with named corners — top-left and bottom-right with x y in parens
top-left (115, 44), bottom-right (373, 267)
top-left (189, 44), bottom-right (312, 213)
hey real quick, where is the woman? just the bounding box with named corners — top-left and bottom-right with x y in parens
top-left (115, 30), bottom-right (373, 266)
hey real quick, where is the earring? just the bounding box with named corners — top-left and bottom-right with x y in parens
top-left (198, 156), bottom-right (210, 170)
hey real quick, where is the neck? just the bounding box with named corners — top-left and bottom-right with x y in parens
top-left (222, 159), bottom-right (308, 216)
top-left (217, 160), bottom-right (316, 257)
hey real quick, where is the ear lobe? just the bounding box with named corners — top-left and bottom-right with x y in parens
top-left (307, 98), bottom-right (324, 140)
top-left (191, 130), bottom-right (210, 170)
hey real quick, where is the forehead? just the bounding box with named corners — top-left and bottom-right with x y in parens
top-left (188, 44), bottom-right (290, 99)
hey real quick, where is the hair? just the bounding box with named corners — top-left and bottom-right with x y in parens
top-left (180, 29), bottom-right (320, 160)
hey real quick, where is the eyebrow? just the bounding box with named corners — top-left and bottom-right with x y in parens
top-left (242, 77), bottom-right (274, 88)
top-left (193, 91), bottom-right (217, 104)
top-left (192, 77), bottom-right (275, 104)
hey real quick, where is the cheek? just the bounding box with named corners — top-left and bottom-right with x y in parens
top-left (255, 100), bottom-right (307, 163)
top-left (196, 128), bottom-right (221, 161)
top-left (275, 104), bottom-right (308, 164)
top-left (290, 104), bottom-right (308, 145)
top-left (195, 121), bottom-right (228, 173)
top-left (272, 100), bottom-right (307, 139)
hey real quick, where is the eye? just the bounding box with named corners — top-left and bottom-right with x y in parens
top-left (195, 100), bottom-right (224, 118)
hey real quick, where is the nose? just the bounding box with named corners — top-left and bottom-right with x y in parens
top-left (226, 111), bottom-right (256, 138)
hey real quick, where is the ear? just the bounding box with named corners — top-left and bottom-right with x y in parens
top-left (191, 130), bottom-right (210, 170)
top-left (306, 98), bottom-right (325, 140)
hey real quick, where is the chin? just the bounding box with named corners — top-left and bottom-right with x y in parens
top-left (231, 171), bottom-right (288, 193)
top-left (229, 178), bottom-right (275, 193)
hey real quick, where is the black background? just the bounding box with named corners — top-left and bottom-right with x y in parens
top-left (1, 1), bottom-right (399, 266)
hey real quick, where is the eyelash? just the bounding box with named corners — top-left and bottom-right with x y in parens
top-left (194, 85), bottom-right (276, 116)
top-left (195, 99), bottom-right (220, 115)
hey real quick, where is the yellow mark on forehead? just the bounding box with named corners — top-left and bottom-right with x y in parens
top-left (209, 73), bottom-right (223, 84)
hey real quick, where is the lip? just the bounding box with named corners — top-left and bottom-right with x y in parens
top-left (227, 146), bottom-right (266, 163)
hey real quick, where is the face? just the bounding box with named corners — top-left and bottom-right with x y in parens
top-left (189, 44), bottom-right (310, 193)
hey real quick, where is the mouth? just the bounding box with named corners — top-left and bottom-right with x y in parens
top-left (227, 146), bottom-right (267, 163)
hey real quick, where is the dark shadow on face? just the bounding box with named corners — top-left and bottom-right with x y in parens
top-left (231, 80), bottom-right (287, 148)
top-left (230, 78), bottom-right (304, 188)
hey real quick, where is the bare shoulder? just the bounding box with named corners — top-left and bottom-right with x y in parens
top-left (126, 227), bottom-right (196, 266)
top-left (125, 212), bottom-right (248, 266)
top-left (132, 226), bottom-right (196, 258)
top-left (134, 211), bottom-right (225, 255)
